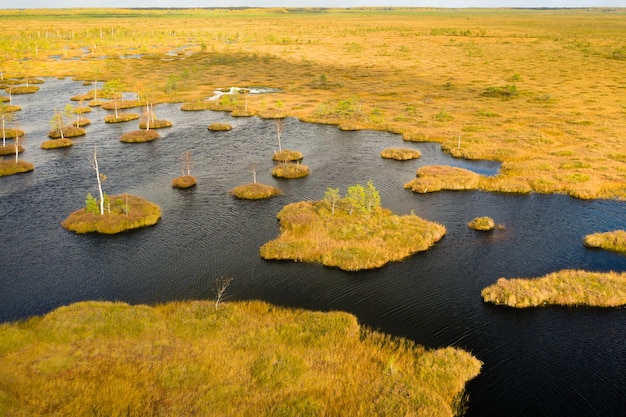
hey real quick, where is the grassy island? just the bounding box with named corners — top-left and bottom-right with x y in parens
top-left (0, 160), bottom-right (34, 176)
top-left (481, 269), bottom-right (626, 308)
top-left (48, 126), bottom-right (86, 139)
top-left (139, 119), bottom-right (172, 129)
top-left (0, 145), bottom-right (23, 156)
top-left (208, 122), bottom-right (232, 131)
top-left (72, 118), bottom-right (91, 127)
top-left (104, 113), bottom-right (139, 123)
top-left (381, 147), bottom-right (421, 161)
top-left (101, 99), bottom-right (143, 110)
top-left (41, 138), bottom-right (73, 149)
top-left (1, 128), bottom-right (24, 139)
top-left (261, 183), bottom-right (446, 271)
top-left (272, 162), bottom-right (309, 179)
top-left (468, 216), bottom-right (496, 231)
top-left (180, 101), bottom-right (214, 111)
top-left (272, 149), bottom-right (303, 162)
top-left (0, 300), bottom-right (482, 417)
top-left (583, 230), bottom-right (626, 254)
top-left (7, 85), bottom-right (39, 94)
top-left (231, 183), bottom-right (281, 199)
top-left (172, 175), bottom-right (197, 189)
top-left (405, 166), bottom-right (481, 193)
top-left (62, 193), bottom-right (161, 234)
top-left (120, 130), bottom-right (160, 143)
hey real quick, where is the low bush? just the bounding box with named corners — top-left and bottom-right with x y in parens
top-left (482, 269), bottom-right (626, 307)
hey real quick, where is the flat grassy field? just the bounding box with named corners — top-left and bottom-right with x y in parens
top-left (1, 7), bottom-right (625, 199)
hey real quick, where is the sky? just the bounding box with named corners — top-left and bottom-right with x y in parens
top-left (6, 1), bottom-right (626, 9)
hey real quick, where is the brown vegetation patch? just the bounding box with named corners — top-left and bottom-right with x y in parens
top-left (41, 138), bottom-right (73, 149)
top-left (231, 183), bottom-right (281, 199)
top-left (7, 86), bottom-right (39, 94)
top-left (207, 122), bottom-right (232, 131)
top-left (72, 118), bottom-right (91, 127)
top-left (272, 162), bottom-right (309, 179)
top-left (172, 175), bottom-right (197, 189)
top-left (104, 113), bottom-right (139, 123)
top-left (0, 159), bottom-right (33, 176)
top-left (468, 216), bottom-right (496, 231)
top-left (120, 130), bottom-right (160, 143)
top-left (260, 200), bottom-right (446, 271)
top-left (482, 269), bottom-right (626, 308)
top-left (62, 194), bottom-right (161, 234)
top-left (381, 147), bottom-right (421, 161)
top-left (272, 149), bottom-right (303, 162)
top-left (1, 128), bottom-right (24, 139)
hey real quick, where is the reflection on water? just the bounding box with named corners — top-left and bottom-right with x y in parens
top-left (0, 79), bottom-right (624, 417)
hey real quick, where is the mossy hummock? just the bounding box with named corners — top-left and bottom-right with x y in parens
top-left (0, 160), bottom-right (34, 176)
top-left (272, 149), bottom-right (303, 162)
top-left (231, 183), bottom-right (280, 199)
top-left (62, 194), bottom-right (161, 234)
top-left (41, 138), bottom-right (73, 149)
top-left (271, 162), bottom-right (309, 179)
top-left (172, 175), bottom-right (197, 189)
top-left (120, 130), bottom-right (160, 143)
top-left (380, 147), bottom-right (421, 161)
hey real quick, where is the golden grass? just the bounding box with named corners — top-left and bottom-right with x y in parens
top-left (260, 200), bottom-right (446, 271)
top-left (139, 119), bottom-right (173, 129)
top-left (61, 193), bottom-right (161, 234)
top-left (584, 230), bottom-right (626, 254)
top-left (47, 126), bottom-right (86, 139)
top-left (72, 117), bottom-right (91, 127)
top-left (0, 145), bottom-right (23, 156)
top-left (482, 269), bottom-right (626, 308)
top-left (6, 86), bottom-right (39, 94)
top-left (41, 138), bottom-right (73, 149)
top-left (104, 113), bottom-right (139, 123)
top-left (467, 216), bottom-right (495, 231)
top-left (231, 182), bottom-right (281, 199)
top-left (1, 129), bottom-right (23, 139)
top-left (405, 166), bottom-right (481, 193)
top-left (180, 101), bottom-right (214, 111)
top-left (207, 122), bottom-right (232, 131)
top-left (0, 299), bottom-right (482, 417)
top-left (1, 8), bottom-right (625, 200)
top-left (172, 175), bottom-right (197, 189)
top-left (0, 159), bottom-right (34, 176)
top-left (120, 129), bottom-right (160, 143)
top-left (381, 147), bottom-right (421, 161)
top-left (272, 162), bottom-right (310, 179)
top-left (272, 149), bottom-right (303, 162)
top-left (101, 99), bottom-right (143, 110)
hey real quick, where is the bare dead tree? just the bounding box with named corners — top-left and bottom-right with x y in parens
top-left (180, 151), bottom-right (192, 176)
top-left (89, 147), bottom-right (106, 215)
top-left (250, 162), bottom-right (257, 184)
top-left (275, 118), bottom-right (284, 153)
top-left (213, 276), bottom-right (233, 310)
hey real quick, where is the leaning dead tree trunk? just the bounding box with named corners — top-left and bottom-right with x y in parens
top-left (90, 148), bottom-right (106, 215)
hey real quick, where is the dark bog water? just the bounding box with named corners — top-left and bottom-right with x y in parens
top-left (1, 79), bottom-right (625, 416)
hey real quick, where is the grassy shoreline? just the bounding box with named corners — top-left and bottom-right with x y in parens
top-left (583, 230), bottom-right (626, 254)
top-left (0, 300), bottom-right (482, 417)
top-left (481, 269), bottom-right (626, 308)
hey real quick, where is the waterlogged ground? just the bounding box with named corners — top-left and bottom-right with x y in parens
top-left (0, 79), bottom-right (625, 417)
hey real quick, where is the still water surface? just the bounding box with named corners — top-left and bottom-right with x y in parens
top-left (1, 79), bottom-right (624, 416)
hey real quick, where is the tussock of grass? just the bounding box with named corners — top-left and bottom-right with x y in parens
top-left (0, 300), bottom-right (481, 417)
top-left (207, 122), bottom-right (232, 131)
top-left (405, 165), bottom-right (480, 193)
top-left (41, 138), bottom-right (73, 149)
top-left (260, 200), bottom-right (446, 271)
top-left (101, 100), bottom-right (143, 110)
top-left (272, 149), bottom-right (303, 162)
top-left (104, 113), bottom-right (139, 123)
top-left (171, 175), bottom-right (197, 189)
top-left (0, 160), bottom-right (34, 176)
top-left (62, 193), bottom-right (161, 234)
top-left (139, 119), bottom-right (172, 129)
top-left (47, 126), bottom-right (86, 139)
top-left (468, 216), bottom-right (495, 231)
top-left (0, 129), bottom-right (24, 139)
top-left (0, 145), bottom-right (24, 156)
top-left (0, 105), bottom-right (20, 112)
top-left (381, 147), bottom-right (421, 161)
top-left (7, 86), bottom-right (39, 94)
top-left (482, 269), bottom-right (626, 308)
top-left (584, 230), bottom-right (626, 254)
top-left (120, 130), bottom-right (160, 143)
top-left (271, 162), bottom-right (310, 179)
top-left (72, 118), bottom-right (91, 127)
top-left (231, 183), bottom-right (280, 199)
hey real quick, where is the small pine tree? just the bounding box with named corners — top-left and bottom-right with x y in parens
top-left (85, 193), bottom-right (99, 214)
